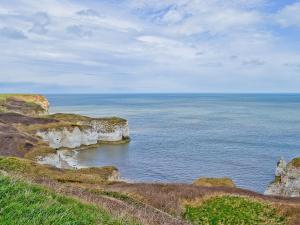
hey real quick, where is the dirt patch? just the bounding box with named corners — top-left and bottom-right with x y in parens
top-left (0, 121), bottom-right (39, 157)
top-left (0, 113), bottom-right (57, 125)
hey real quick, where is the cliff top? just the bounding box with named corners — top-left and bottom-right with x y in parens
top-left (47, 113), bottom-right (127, 124)
top-left (289, 157), bottom-right (300, 168)
top-left (0, 94), bottom-right (49, 116)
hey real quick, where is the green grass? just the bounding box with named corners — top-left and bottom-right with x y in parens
top-left (183, 195), bottom-right (286, 225)
top-left (0, 175), bottom-right (138, 225)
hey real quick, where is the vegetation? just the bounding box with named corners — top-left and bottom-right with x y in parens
top-left (0, 94), bottom-right (48, 115)
top-left (0, 94), bottom-right (47, 105)
top-left (0, 157), bottom-right (117, 184)
top-left (47, 113), bottom-right (127, 124)
top-left (289, 157), bottom-right (300, 168)
top-left (0, 175), bottom-right (137, 225)
top-left (193, 177), bottom-right (235, 187)
top-left (46, 113), bottom-right (91, 122)
top-left (183, 195), bottom-right (286, 225)
top-left (91, 189), bottom-right (142, 206)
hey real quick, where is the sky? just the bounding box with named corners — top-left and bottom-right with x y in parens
top-left (0, 0), bottom-right (300, 93)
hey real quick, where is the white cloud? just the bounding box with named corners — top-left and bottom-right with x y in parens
top-left (0, 0), bottom-right (299, 92)
top-left (276, 2), bottom-right (300, 27)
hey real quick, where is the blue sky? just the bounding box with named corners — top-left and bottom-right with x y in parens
top-left (0, 0), bottom-right (300, 93)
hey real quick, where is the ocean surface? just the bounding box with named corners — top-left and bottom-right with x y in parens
top-left (46, 94), bottom-right (300, 193)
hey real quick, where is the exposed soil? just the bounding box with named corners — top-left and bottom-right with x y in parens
top-left (0, 112), bottom-right (57, 125)
top-left (0, 120), bottom-right (39, 157)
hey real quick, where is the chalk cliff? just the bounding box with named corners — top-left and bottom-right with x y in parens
top-left (265, 157), bottom-right (300, 197)
top-left (36, 114), bottom-right (130, 149)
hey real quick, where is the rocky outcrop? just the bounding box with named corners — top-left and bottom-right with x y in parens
top-left (265, 157), bottom-right (300, 197)
top-left (0, 94), bottom-right (49, 116)
top-left (35, 114), bottom-right (130, 149)
top-left (193, 177), bottom-right (236, 188)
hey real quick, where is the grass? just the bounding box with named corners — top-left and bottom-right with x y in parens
top-left (183, 195), bottom-right (286, 225)
top-left (289, 157), bottom-right (300, 168)
top-left (0, 94), bottom-right (48, 115)
top-left (90, 189), bottom-right (142, 206)
top-left (24, 144), bottom-right (57, 160)
top-left (46, 113), bottom-right (91, 122)
top-left (193, 177), bottom-right (235, 187)
top-left (0, 94), bottom-right (46, 105)
top-left (0, 157), bottom-right (118, 184)
top-left (0, 175), bottom-right (138, 225)
top-left (46, 113), bottom-right (127, 125)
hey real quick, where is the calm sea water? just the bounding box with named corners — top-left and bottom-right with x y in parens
top-left (46, 94), bottom-right (300, 193)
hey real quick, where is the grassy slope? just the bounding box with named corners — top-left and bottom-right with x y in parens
top-left (183, 195), bottom-right (286, 225)
top-left (0, 157), bottom-right (117, 184)
top-left (0, 94), bottom-right (47, 107)
top-left (1, 156), bottom-right (299, 224)
top-left (0, 94), bottom-right (48, 115)
top-left (0, 175), bottom-right (138, 225)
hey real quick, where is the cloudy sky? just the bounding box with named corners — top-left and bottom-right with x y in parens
top-left (0, 0), bottom-right (300, 93)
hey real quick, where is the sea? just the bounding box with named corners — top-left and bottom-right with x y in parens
top-left (46, 94), bottom-right (300, 193)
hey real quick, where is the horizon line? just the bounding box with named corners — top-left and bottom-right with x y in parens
top-left (2, 92), bottom-right (300, 95)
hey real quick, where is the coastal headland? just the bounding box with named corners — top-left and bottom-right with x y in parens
top-left (0, 94), bottom-right (300, 225)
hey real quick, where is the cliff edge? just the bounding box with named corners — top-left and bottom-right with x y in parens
top-left (0, 94), bottom-right (49, 116)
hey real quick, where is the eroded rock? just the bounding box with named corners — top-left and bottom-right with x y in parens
top-left (265, 157), bottom-right (300, 197)
top-left (35, 114), bottom-right (130, 149)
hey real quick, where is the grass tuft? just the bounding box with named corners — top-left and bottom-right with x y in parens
top-left (183, 195), bottom-right (286, 225)
top-left (289, 157), bottom-right (300, 168)
top-left (193, 177), bottom-right (235, 187)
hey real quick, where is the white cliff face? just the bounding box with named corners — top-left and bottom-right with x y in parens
top-left (36, 120), bottom-right (129, 149)
top-left (265, 158), bottom-right (300, 197)
top-left (37, 150), bottom-right (80, 169)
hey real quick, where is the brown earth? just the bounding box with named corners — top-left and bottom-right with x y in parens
top-left (0, 112), bottom-right (57, 125)
top-left (0, 120), bottom-right (39, 157)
